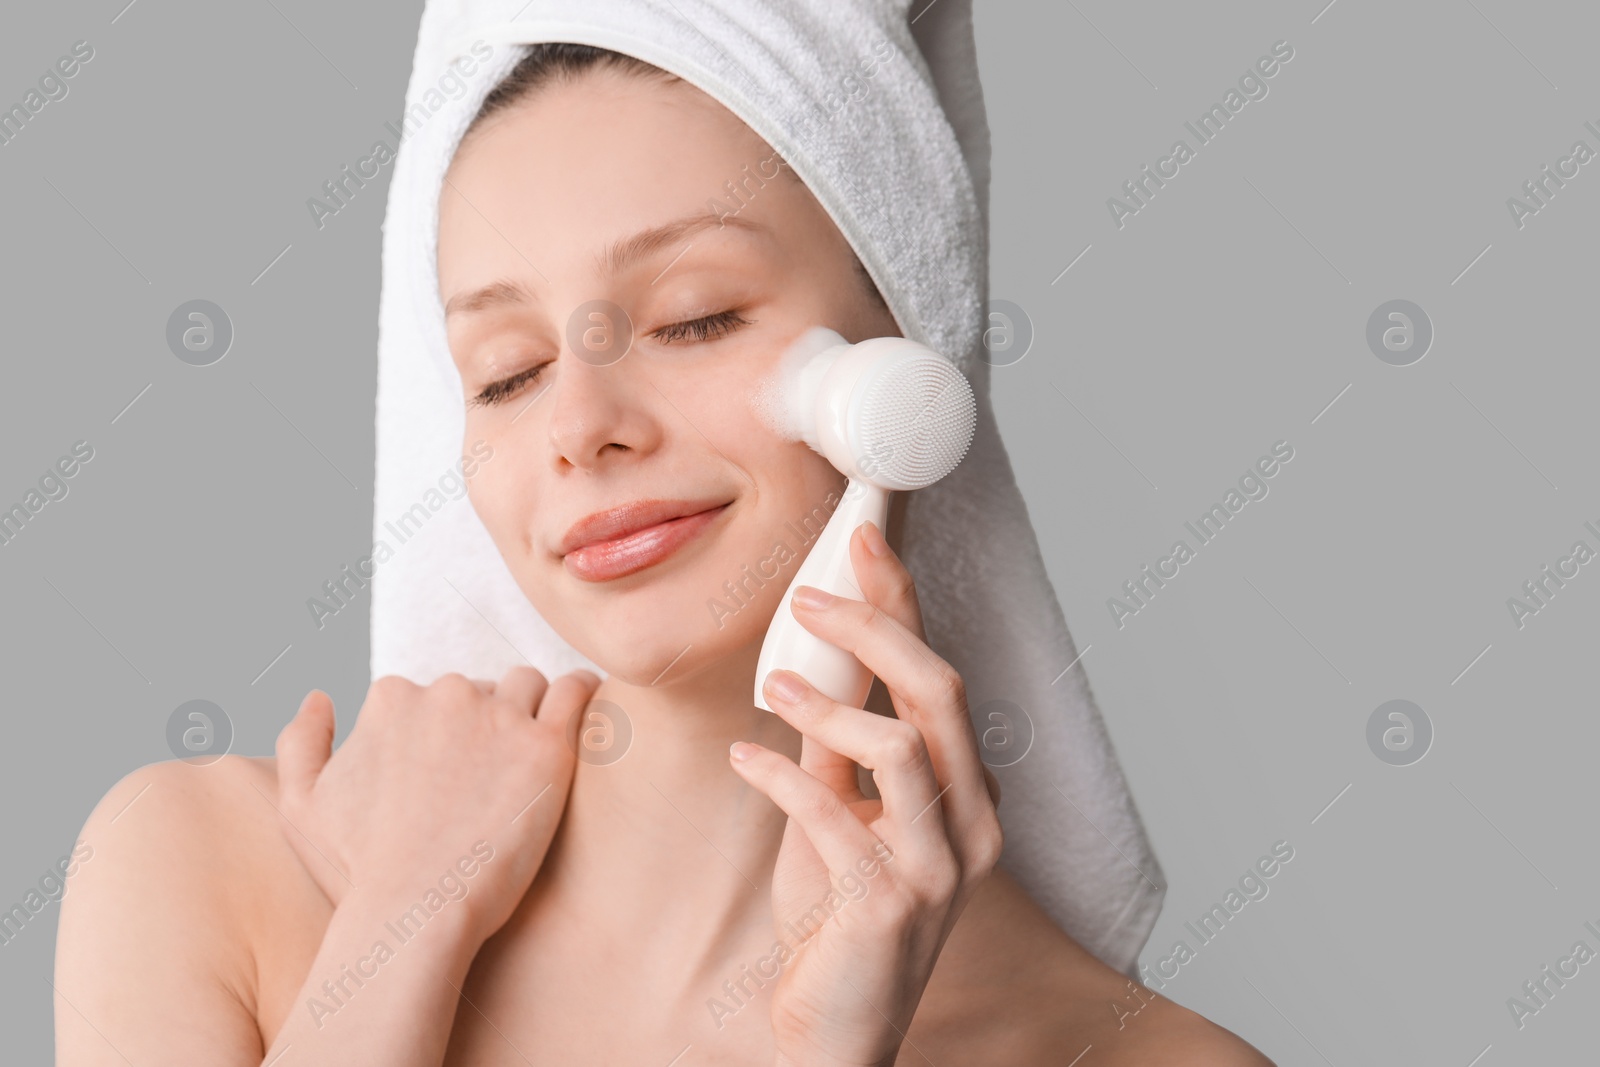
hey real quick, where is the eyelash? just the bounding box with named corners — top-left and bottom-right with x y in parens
top-left (470, 309), bottom-right (753, 408)
top-left (650, 308), bottom-right (751, 344)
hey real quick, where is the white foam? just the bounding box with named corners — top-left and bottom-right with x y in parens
top-left (750, 326), bottom-right (840, 443)
top-left (750, 359), bottom-right (800, 440)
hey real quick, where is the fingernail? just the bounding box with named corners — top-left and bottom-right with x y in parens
top-left (794, 585), bottom-right (834, 609)
top-left (730, 740), bottom-right (758, 761)
top-left (860, 520), bottom-right (891, 558)
top-left (764, 669), bottom-right (807, 703)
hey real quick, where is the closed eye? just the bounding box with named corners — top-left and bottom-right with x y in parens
top-left (650, 308), bottom-right (752, 344)
top-left (469, 309), bottom-right (754, 407)
top-left (471, 364), bottom-right (545, 408)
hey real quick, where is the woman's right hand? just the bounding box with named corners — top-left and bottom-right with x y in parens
top-left (273, 666), bottom-right (599, 947)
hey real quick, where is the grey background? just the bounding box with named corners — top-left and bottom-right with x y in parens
top-left (1, 0), bottom-right (1594, 1063)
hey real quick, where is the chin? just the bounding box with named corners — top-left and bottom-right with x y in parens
top-left (574, 622), bottom-right (763, 690)
top-left (561, 574), bottom-right (776, 689)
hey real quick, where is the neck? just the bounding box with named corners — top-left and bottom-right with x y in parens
top-left (532, 639), bottom-right (803, 978)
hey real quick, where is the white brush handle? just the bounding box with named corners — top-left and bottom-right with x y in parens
top-left (754, 480), bottom-right (889, 711)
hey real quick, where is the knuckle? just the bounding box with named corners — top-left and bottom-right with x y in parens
top-left (925, 853), bottom-right (962, 899)
top-left (431, 671), bottom-right (480, 702)
top-left (927, 662), bottom-right (966, 708)
top-left (891, 856), bottom-right (956, 909)
top-left (502, 664), bottom-right (545, 686)
top-left (880, 722), bottom-right (929, 772)
top-left (971, 813), bottom-right (1005, 872)
top-left (885, 566), bottom-right (918, 605)
top-left (553, 670), bottom-right (601, 701)
top-left (368, 674), bottom-right (414, 704)
top-left (795, 784), bottom-right (844, 825)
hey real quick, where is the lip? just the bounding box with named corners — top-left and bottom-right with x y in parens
top-left (560, 498), bottom-right (733, 583)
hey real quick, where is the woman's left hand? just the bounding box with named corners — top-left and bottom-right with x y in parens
top-left (730, 518), bottom-right (1004, 1067)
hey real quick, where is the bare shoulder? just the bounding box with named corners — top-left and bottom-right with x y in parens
top-left (61, 753), bottom-right (283, 953)
top-left (55, 755), bottom-right (321, 1063)
top-left (66, 754), bottom-right (304, 926)
top-left (908, 869), bottom-right (1276, 1066)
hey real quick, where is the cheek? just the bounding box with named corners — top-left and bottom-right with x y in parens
top-left (465, 448), bottom-right (579, 630)
top-left (795, 447), bottom-right (847, 505)
top-left (465, 441), bottom-right (537, 556)
top-left (753, 445), bottom-right (847, 541)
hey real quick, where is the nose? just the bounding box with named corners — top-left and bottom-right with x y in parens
top-left (544, 340), bottom-right (658, 473)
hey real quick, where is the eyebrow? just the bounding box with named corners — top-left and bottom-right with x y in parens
top-left (444, 210), bottom-right (770, 321)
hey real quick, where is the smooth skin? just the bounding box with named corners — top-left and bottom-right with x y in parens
top-left (54, 65), bottom-right (1274, 1066)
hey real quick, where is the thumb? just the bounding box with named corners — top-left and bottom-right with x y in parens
top-left (276, 689), bottom-right (335, 800)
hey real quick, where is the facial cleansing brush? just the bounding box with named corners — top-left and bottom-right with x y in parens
top-left (752, 326), bottom-right (977, 712)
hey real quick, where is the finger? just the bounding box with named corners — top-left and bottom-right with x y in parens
top-left (764, 669), bottom-right (949, 860)
top-left (853, 519), bottom-right (927, 643)
top-left (541, 670), bottom-right (602, 738)
top-left (471, 677), bottom-right (498, 695)
top-left (851, 521), bottom-right (963, 746)
top-left (792, 574), bottom-right (995, 865)
top-left (981, 763), bottom-right (1001, 809)
top-left (728, 741), bottom-right (887, 875)
top-left (768, 668), bottom-right (863, 799)
top-left (496, 665), bottom-right (550, 713)
top-left (276, 690), bottom-right (335, 801)
top-left (796, 726), bottom-right (866, 802)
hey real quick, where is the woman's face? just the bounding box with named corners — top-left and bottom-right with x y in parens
top-left (437, 67), bottom-right (900, 686)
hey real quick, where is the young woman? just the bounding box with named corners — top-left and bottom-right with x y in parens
top-left (55, 44), bottom-right (1274, 1066)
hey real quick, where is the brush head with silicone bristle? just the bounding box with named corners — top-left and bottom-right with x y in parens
top-left (844, 341), bottom-right (976, 490)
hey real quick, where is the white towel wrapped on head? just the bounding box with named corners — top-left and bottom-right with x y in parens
top-left (372, 0), bottom-right (1166, 978)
